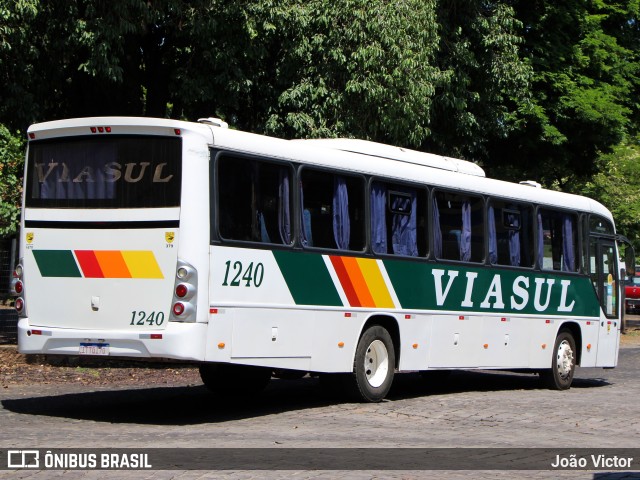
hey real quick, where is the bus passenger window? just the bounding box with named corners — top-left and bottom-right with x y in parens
top-left (537, 209), bottom-right (577, 272)
top-left (487, 201), bottom-right (534, 268)
top-left (371, 181), bottom-right (427, 256)
top-left (218, 156), bottom-right (293, 245)
top-left (300, 169), bottom-right (364, 251)
top-left (433, 191), bottom-right (484, 262)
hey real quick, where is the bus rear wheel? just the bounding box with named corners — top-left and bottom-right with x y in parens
top-left (344, 325), bottom-right (395, 402)
top-left (540, 330), bottom-right (576, 390)
top-left (199, 363), bottom-right (271, 397)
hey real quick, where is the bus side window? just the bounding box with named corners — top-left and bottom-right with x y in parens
top-left (537, 209), bottom-right (577, 272)
top-left (300, 169), bottom-right (365, 251)
top-left (487, 201), bottom-right (534, 268)
top-left (218, 156), bottom-right (293, 245)
top-left (433, 191), bottom-right (483, 262)
top-left (371, 181), bottom-right (427, 257)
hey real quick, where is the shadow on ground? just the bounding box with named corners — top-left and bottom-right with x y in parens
top-left (1, 369), bottom-right (611, 426)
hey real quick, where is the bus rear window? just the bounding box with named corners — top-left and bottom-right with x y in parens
top-left (26, 136), bottom-right (181, 208)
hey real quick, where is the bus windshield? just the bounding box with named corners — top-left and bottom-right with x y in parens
top-left (25, 135), bottom-right (182, 209)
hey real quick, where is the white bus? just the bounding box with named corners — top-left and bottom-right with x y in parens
top-left (15, 116), bottom-right (634, 402)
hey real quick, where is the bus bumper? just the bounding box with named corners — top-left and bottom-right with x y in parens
top-left (17, 318), bottom-right (207, 361)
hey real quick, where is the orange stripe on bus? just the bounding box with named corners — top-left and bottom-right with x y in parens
top-left (356, 258), bottom-right (395, 308)
top-left (94, 251), bottom-right (132, 278)
top-left (341, 256), bottom-right (375, 307)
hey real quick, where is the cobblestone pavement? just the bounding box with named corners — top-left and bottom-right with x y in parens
top-left (0, 345), bottom-right (639, 480)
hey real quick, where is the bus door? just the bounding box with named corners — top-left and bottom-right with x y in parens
top-left (589, 238), bottom-right (619, 365)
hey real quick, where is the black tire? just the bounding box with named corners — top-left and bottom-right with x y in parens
top-left (199, 363), bottom-right (271, 397)
top-left (540, 330), bottom-right (576, 390)
top-left (343, 325), bottom-right (395, 402)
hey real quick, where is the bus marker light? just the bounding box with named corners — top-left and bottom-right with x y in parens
top-left (338, 342), bottom-right (344, 348)
top-left (28, 132), bottom-right (35, 139)
top-left (105, 127), bottom-right (111, 133)
top-left (541, 343), bottom-right (547, 349)
top-left (98, 127), bottom-right (104, 133)
top-left (412, 343), bottom-right (418, 349)
top-left (501, 317), bottom-right (507, 322)
top-left (177, 267), bottom-right (188, 279)
top-left (210, 308), bottom-right (218, 314)
top-left (483, 344), bottom-right (489, 349)
top-left (587, 343), bottom-right (592, 351)
top-left (174, 129), bottom-right (181, 135)
top-left (405, 314), bottom-right (412, 319)
top-left (218, 342), bottom-right (225, 349)
top-left (150, 334), bottom-right (162, 340)
top-left (344, 313), bottom-right (351, 318)
top-left (90, 127), bottom-right (97, 133)
top-left (459, 316), bottom-right (465, 320)
top-left (586, 321), bottom-right (591, 325)
top-left (545, 320), bottom-right (551, 324)
top-left (32, 330), bottom-right (42, 336)
top-left (172, 302), bottom-right (185, 316)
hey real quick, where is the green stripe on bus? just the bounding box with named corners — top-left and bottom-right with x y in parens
top-left (32, 250), bottom-right (82, 278)
top-left (273, 250), bottom-right (342, 306)
top-left (383, 259), bottom-right (601, 317)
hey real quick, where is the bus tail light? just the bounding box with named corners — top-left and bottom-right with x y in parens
top-left (170, 259), bottom-right (197, 323)
top-left (13, 259), bottom-right (27, 317)
top-left (173, 302), bottom-right (185, 316)
top-left (15, 297), bottom-right (24, 313)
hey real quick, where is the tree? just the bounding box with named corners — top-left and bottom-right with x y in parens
top-left (491, 0), bottom-right (640, 186)
top-left (0, 125), bottom-right (25, 237)
top-left (575, 140), bottom-right (640, 252)
top-left (426, 1), bottom-right (533, 163)
top-left (260, 0), bottom-right (442, 146)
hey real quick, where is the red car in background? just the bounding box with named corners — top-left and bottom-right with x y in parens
top-left (625, 273), bottom-right (640, 314)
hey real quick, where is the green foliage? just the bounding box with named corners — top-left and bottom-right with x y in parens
top-left (575, 140), bottom-right (640, 251)
top-left (0, 125), bottom-right (25, 237)
top-left (427, 1), bottom-right (533, 161)
top-left (494, 0), bottom-right (640, 186)
top-left (0, 0), bottom-right (638, 241)
top-left (263, 0), bottom-right (441, 147)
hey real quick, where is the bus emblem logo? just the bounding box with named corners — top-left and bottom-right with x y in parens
top-left (165, 232), bottom-right (175, 244)
top-left (26, 232), bottom-right (34, 244)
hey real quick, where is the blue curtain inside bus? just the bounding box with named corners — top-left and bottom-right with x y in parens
top-left (371, 183), bottom-right (387, 254)
top-left (333, 176), bottom-right (350, 250)
top-left (433, 197), bottom-right (442, 258)
top-left (391, 190), bottom-right (418, 256)
top-left (508, 211), bottom-right (521, 266)
top-left (562, 214), bottom-right (575, 271)
top-left (488, 206), bottom-right (498, 264)
top-left (278, 170), bottom-right (291, 244)
top-left (460, 201), bottom-right (472, 262)
top-left (35, 143), bottom-right (117, 200)
top-left (371, 184), bottom-right (418, 256)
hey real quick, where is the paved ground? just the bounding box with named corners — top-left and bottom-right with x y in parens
top-left (0, 340), bottom-right (639, 479)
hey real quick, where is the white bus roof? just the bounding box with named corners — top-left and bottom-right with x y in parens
top-left (26, 117), bottom-right (614, 223)
top-left (291, 138), bottom-right (486, 177)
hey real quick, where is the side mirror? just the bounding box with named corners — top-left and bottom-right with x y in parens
top-left (624, 242), bottom-right (635, 277)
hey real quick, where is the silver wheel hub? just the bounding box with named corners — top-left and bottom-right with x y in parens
top-left (555, 339), bottom-right (574, 380)
top-left (364, 339), bottom-right (389, 388)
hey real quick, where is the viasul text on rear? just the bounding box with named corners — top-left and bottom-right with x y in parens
top-left (17, 117), bottom-right (214, 360)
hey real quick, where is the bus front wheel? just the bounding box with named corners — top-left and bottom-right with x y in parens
top-left (540, 330), bottom-right (576, 390)
top-left (344, 325), bottom-right (395, 402)
top-left (199, 363), bottom-right (271, 397)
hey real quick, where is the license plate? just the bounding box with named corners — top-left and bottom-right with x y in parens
top-left (79, 342), bottom-right (110, 356)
